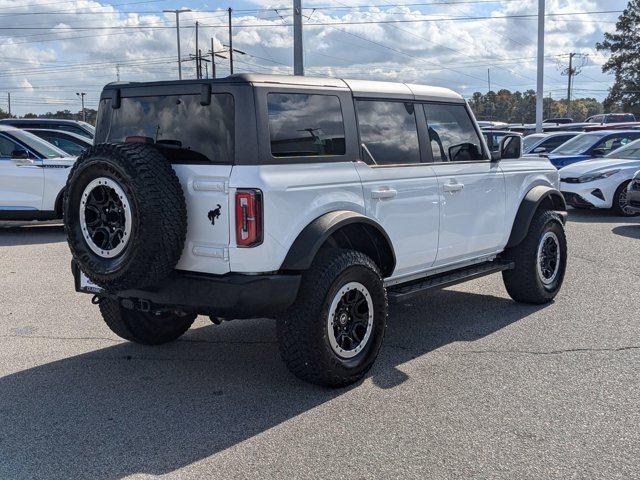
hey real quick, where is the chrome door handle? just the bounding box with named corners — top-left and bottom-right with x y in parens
top-left (371, 188), bottom-right (397, 199)
top-left (443, 182), bottom-right (464, 193)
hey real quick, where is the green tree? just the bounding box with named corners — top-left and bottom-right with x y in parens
top-left (596, 0), bottom-right (640, 114)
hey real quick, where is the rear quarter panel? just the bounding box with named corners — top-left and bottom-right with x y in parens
top-left (229, 162), bottom-right (365, 273)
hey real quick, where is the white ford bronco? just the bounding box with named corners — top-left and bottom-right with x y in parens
top-left (65, 74), bottom-right (568, 387)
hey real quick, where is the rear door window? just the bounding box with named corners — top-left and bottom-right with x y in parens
top-left (106, 93), bottom-right (235, 164)
top-left (356, 100), bottom-right (420, 165)
top-left (267, 93), bottom-right (346, 158)
top-left (423, 103), bottom-right (486, 162)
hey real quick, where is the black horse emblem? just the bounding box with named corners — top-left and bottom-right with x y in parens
top-left (208, 204), bottom-right (222, 226)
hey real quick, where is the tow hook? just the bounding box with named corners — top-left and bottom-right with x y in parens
top-left (121, 298), bottom-right (152, 312)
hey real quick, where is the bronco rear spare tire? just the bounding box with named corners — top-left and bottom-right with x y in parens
top-left (64, 143), bottom-right (187, 291)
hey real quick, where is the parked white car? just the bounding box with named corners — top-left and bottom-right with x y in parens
top-left (0, 125), bottom-right (76, 220)
top-left (559, 138), bottom-right (640, 216)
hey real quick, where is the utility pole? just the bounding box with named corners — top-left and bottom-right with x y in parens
top-left (228, 8), bottom-right (234, 75)
top-left (7, 92), bottom-right (10, 117)
top-left (116, 64), bottom-right (120, 81)
top-left (195, 21), bottom-right (200, 79)
top-left (211, 37), bottom-right (216, 79)
top-left (566, 52), bottom-right (575, 118)
top-left (293, 0), bottom-right (304, 75)
top-left (559, 52), bottom-right (587, 119)
top-left (535, 0), bottom-right (545, 133)
top-left (164, 8), bottom-right (191, 80)
top-left (487, 68), bottom-right (492, 120)
top-left (76, 92), bottom-right (86, 122)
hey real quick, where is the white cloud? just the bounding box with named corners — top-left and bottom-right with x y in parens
top-left (0, 0), bottom-right (628, 115)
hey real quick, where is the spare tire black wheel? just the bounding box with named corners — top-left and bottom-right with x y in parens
top-left (64, 143), bottom-right (187, 291)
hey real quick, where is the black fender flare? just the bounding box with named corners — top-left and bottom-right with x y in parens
top-left (281, 210), bottom-right (396, 276)
top-left (506, 185), bottom-right (567, 248)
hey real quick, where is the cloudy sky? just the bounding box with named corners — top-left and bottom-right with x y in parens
top-left (0, 0), bottom-right (630, 115)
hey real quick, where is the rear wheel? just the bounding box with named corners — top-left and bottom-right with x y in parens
top-left (277, 248), bottom-right (387, 387)
top-left (611, 180), bottom-right (640, 217)
top-left (502, 210), bottom-right (567, 304)
top-left (99, 298), bottom-right (196, 345)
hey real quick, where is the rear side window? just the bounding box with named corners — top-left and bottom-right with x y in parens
top-left (541, 135), bottom-right (574, 151)
top-left (356, 100), bottom-right (420, 165)
top-left (105, 93), bottom-right (234, 164)
top-left (424, 103), bottom-right (486, 162)
top-left (267, 93), bottom-right (346, 158)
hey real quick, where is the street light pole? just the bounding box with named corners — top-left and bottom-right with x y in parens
top-left (535, 0), bottom-right (545, 133)
top-left (164, 8), bottom-right (191, 80)
top-left (293, 0), bottom-right (304, 75)
top-left (76, 92), bottom-right (86, 122)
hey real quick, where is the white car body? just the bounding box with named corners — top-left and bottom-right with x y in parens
top-left (0, 126), bottom-right (76, 220)
top-left (559, 157), bottom-right (640, 209)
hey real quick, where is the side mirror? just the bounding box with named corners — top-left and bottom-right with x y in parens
top-left (492, 135), bottom-right (522, 161)
top-left (11, 149), bottom-right (30, 159)
top-left (533, 146), bottom-right (547, 154)
top-left (591, 148), bottom-right (606, 157)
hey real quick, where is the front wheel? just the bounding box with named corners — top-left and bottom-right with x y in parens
top-left (502, 210), bottom-right (567, 304)
top-left (277, 248), bottom-right (388, 387)
top-left (612, 181), bottom-right (640, 217)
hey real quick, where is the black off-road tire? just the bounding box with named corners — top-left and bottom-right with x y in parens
top-left (99, 298), bottom-right (196, 345)
top-left (64, 143), bottom-right (187, 291)
top-left (611, 180), bottom-right (640, 217)
top-left (502, 209), bottom-right (567, 304)
top-left (277, 248), bottom-right (388, 388)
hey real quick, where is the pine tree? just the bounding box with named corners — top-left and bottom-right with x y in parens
top-left (596, 0), bottom-right (640, 114)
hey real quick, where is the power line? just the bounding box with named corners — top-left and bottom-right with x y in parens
top-left (0, 10), bottom-right (624, 30)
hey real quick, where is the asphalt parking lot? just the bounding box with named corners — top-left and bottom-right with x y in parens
top-left (0, 211), bottom-right (639, 480)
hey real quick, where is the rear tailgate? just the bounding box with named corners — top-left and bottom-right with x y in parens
top-left (173, 164), bottom-right (232, 275)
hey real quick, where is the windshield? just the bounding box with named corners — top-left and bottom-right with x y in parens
top-left (552, 132), bottom-right (606, 155)
top-left (100, 93), bottom-right (234, 164)
top-left (523, 134), bottom-right (545, 152)
top-left (7, 129), bottom-right (68, 158)
top-left (605, 138), bottom-right (640, 159)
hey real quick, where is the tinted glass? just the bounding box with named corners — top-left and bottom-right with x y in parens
top-left (6, 129), bottom-right (67, 158)
top-left (106, 93), bottom-right (234, 164)
top-left (605, 139), bottom-right (640, 159)
top-left (540, 135), bottom-right (574, 151)
top-left (268, 93), bottom-right (345, 158)
top-left (0, 134), bottom-right (20, 157)
top-left (424, 103), bottom-right (485, 162)
top-left (38, 133), bottom-right (86, 156)
top-left (595, 134), bottom-right (639, 154)
top-left (356, 100), bottom-right (420, 165)
top-left (523, 134), bottom-right (545, 152)
top-left (552, 132), bottom-right (608, 155)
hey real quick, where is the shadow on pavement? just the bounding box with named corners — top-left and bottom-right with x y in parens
top-left (0, 287), bottom-right (544, 479)
top-left (565, 209), bottom-right (635, 224)
top-left (0, 223), bottom-right (65, 247)
top-left (612, 224), bottom-right (640, 239)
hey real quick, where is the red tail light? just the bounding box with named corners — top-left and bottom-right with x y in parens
top-left (235, 189), bottom-right (263, 247)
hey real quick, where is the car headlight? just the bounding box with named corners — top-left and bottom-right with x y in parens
top-left (577, 169), bottom-right (620, 183)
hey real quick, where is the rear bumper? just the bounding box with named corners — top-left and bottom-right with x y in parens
top-left (72, 261), bottom-right (301, 318)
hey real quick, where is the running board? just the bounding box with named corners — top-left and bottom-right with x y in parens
top-left (388, 261), bottom-right (514, 303)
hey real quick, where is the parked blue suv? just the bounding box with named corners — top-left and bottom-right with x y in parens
top-left (547, 130), bottom-right (640, 168)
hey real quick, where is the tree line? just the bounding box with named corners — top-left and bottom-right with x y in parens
top-left (468, 90), bottom-right (603, 123)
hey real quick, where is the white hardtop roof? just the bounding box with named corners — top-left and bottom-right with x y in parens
top-left (233, 73), bottom-right (465, 103)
